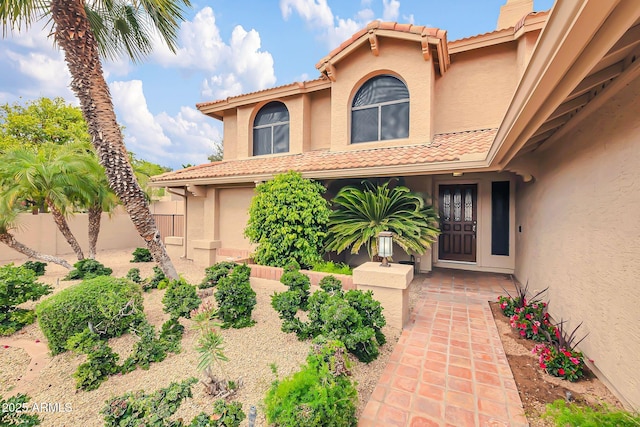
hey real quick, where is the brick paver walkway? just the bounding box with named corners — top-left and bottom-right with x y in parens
top-left (359, 269), bottom-right (529, 427)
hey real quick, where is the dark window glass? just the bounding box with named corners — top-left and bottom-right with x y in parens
top-left (351, 75), bottom-right (409, 144)
top-left (491, 181), bottom-right (510, 256)
top-left (253, 102), bottom-right (289, 155)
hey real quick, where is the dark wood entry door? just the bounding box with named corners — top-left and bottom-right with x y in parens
top-left (438, 184), bottom-right (477, 262)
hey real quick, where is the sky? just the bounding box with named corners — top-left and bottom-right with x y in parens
top-left (0, 0), bottom-right (554, 170)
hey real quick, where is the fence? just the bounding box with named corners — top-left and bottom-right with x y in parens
top-left (153, 214), bottom-right (184, 240)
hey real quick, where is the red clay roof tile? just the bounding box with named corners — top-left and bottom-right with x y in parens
top-left (152, 128), bottom-right (496, 184)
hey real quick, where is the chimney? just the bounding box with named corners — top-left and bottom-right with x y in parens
top-left (496, 0), bottom-right (534, 30)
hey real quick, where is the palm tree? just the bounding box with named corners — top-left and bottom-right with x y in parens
top-left (84, 166), bottom-right (119, 259)
top-left (0, 0), bottom-right (188, 279)
top-left (325, 181), bottom-right (440, 260)
top-left (0, 143), bottom-right (95, 260)
top-left (0, 198), bottom-right (72, 269)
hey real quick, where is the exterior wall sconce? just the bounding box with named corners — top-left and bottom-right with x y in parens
top-left (452, 172), bottom-right (464, 177)
top-left (378, 231), bottom-right (393, 267)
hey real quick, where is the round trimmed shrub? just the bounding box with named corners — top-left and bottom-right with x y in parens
top-left (36, 276), bottom-right (144, 354)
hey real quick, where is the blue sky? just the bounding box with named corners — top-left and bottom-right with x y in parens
top-left (0, 0), bottom-right (553, 169)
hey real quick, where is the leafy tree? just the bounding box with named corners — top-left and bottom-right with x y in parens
top-left (245, 171), bottom-right (330, 268)
top-left (0, 0), bottom-right (189, 280)
top-left (0, 97), bottom-right (89, 150)
top-left (325, 181), bottom-right (440, 260)
top-left (207, 138), bottom-right (223, 162)
top-left (130, 153), bottom-right (172, 201)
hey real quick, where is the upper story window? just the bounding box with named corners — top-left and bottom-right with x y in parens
top-left (351, 75), bottom-right (409, 144)
top-left (253, 101), bottom-right (289, 156)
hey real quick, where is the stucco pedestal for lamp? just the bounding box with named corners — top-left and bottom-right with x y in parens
top-left (353, 262), bottom-right (414, 329)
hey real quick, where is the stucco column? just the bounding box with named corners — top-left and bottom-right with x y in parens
top-left (353, 262), bottom-right (414, 329)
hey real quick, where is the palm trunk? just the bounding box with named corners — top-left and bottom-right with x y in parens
top-left (87, 203), bottom-right (102, 259)
top-left (46, 199), bottom-right (84, 260)
top-left (0, 232), bottom-right (72, 269)
top-left (50, 0), bottom-right (178, 280)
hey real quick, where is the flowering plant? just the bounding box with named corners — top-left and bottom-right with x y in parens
top-left (509, 302), bottom-right (556, 342)
top-left (498, 281), bottom-right (548, 317)
top-left (533, 343), bottom-right (585, 382)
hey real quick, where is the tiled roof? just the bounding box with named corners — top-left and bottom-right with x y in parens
top-left (315, 20), bottom-right (447, 69)
top-left (152, 128), bottom-right (497, 184)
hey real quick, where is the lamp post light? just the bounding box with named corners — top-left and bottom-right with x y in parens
top-left (378, 231), bottom-right (393, 267)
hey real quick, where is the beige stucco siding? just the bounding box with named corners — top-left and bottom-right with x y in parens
top-left (435, 43), bottom-right (518, 134)
top-left (514, 77), bottom-right (640, 410)
top-left (329, 39), bottom-right (435, 151)
top-left (222, 110), bottom-right (237, 160)
top-left (308, 90), bottom-right (331, 151)
top-left (218, 187), bottom-right (255, 250)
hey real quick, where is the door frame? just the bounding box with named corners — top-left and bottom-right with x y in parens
top-left (435, 179), bottom-right (482, 264)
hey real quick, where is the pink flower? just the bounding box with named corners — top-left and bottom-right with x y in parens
top-left (520, 330), bottom-right (526, 337)
top-left (532, 303), bottom-right (538, 309)
top-left (570, 357), bottom-right (580, 365)
top-left (525, 313), bottom-right (533, 320)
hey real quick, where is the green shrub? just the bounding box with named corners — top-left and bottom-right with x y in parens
top-left (159, 318), bottom-right (184, 353)
top-left (200, 261), bottom-right (236, 289)
top-left (66, 328), bottom-right (120, 390)
top-left (543, 399), bottom-right (640, 426)
top-left (0, 264), bottom-right (52, 336)
top-left (64, 259), bottom-right (113, 280)
top-left (121, 321), bottom-right (168, 373)
top-left (344, 289), bottom-right (386, 346)
top-left (215, 264), bottom-right (256, 329)
top-left (130, 247), bottom-right (153, 263)
top-left (21, 260), bottom-right (47, 276)
top-left (102, 377), bottom-right (198, 425)
top-left (318, 275), bottom-right (343, 293)
top-left (312, 261), bottom-right (352, 275)
top-left (244, 171), bottom-right (330, 269)
top-left (125, 267), bottom-right (142, 283)
top-left (189, 400), bottom-right (246, 427)
top-left (36, 276), bottom-right (144, 354)
top-left (265, 339), bottom-right (357, 427)
top-left (0, 393), bottom-right (41, 426)
top-left (144, 266), bottom-right (169, 291)
top-left (163, 278), bottom-right (201, 319)
top-left (280, 267), bottom-right (310, 309)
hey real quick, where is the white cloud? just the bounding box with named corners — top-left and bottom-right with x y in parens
top-left (110, 80), bottom-right (220, 169)
top-left (382, 0), bottom-right (401, 21)
top-left (280, 0), bottom-right (334, 28)
top-left (151, 7), bottom-right (276, 100)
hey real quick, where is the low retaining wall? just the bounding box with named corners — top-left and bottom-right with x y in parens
top-left (248, 264), bottom-right (355, 290)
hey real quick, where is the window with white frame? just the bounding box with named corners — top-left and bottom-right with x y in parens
top-left (253, 102), bottom-right (290, 156)
top-left (351, 75), bottom-right (410, 144)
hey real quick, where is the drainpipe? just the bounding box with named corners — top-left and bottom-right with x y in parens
top-left (166, 187), bottom-right (188, 259)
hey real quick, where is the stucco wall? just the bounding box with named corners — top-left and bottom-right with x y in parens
top-left (514, 76), bottom-right (640, 409)
top-left (434, 43), bottom-right (518, 134)
top-left (308, 90), bottom-right (332, 151)
top-left (329, 39), bottom-right (435, 150)
top-left (218, 187), bottom-right (255, 249)
top-left (0, 209), bottom-right (145, 262)
top-left (222, 110), bottom-right (238, 160)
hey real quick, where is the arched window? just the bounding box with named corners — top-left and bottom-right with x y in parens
top-left (253, 102), bottom-right (290, 156)
top-left (351, 75), bottom-right (409, 144)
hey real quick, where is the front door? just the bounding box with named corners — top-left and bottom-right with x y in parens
top-left (438, 184), bottom-right (477, 262)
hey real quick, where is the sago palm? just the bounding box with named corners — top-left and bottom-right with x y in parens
top-left (0, 0), bottom-right (189, 279)
top-left (325, 181), bottom-right (440, 260)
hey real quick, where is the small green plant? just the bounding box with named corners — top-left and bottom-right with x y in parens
top-left (312, 261), bottom-right (352, 275)
top-left (0, 263), bottom-right (52, 336)
top-left (543, 399), bottom-right (640, 426)
top-left (534, 320), bottom-right (589, 382)
top-left (125, 267), bottom-right (142, 283)
top-left (319, 275), bottom-right (344, 293)
top-left (0, 393), bottom-right (41, 426)
top-left (190, 300), bottom-right (219, 335)
top-left (189, 400), bottom-right (246, 427)
top-left (21, 260), bottom-right (47, 276)
top-left (64, 259), bottom-right (113, 280)
top-left (66, 328), bottom-right (121, 390)
top-left (200, 261), bottom-right (236, 289)
top-left (265, 339), bottom-right (358, 427)
top-left (195, 328), bottom-right (229, 376)
top-left (37, 276), bottom-right (144, 354)
top-left (102, 377), bottom-right (198, 425)
top-left (143, 266), bottom-right (169, 290)
top-left (163, 279), bottom-right (201, 319)
top-left (498, 280), bottom-right (548, 317)
top-left (279, 264), bottom-right (310, 309)
top-left (130, 247), bottom-right (153, 263)
top-left (215, 264), bottom-right (256, 329)
top-left (121, 321), bottom-right (168, 372)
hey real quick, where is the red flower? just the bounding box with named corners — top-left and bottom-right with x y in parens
top-left (558, 368), bottom-right (565, 375)
top-left (520, 330), bottom-right (526, 337)
top-left (540, 362), bottom-right (546, 369)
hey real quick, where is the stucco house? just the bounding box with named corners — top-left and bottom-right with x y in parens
top-left (152, 0), bottom-right (640, 410)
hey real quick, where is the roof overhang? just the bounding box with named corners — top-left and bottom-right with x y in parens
top-left (489, 0), bottom-right (640, 170)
